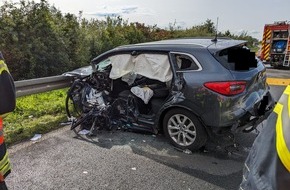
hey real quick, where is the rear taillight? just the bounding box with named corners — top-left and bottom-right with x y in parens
top-left (204, 81), bottom-right (246, 96)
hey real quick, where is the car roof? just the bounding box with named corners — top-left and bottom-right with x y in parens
top-left (92, 38), bottom-right (247, 62)
top-left (118, 38), bottom-right (246, 51)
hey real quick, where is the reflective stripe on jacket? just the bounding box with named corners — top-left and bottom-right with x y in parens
top-left (0, 52), bottom-right (13, 181)
top-left (240, 85), bottom-right (290, 190)
top-left (0, 118), bottom-right (11, 181)
top-left (0, 60), bottom-right (9, 75)
top-left (275, 85), bottom-right (290, 172)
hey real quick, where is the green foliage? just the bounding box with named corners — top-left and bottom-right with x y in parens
top-left (0, 0), bottom-right (90, 80)
top-left (0, 1), bottom-right (259, 81)
top-left (3, 89), bottom-right (68, 146)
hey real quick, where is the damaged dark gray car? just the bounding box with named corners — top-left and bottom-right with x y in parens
top-left (64, 38), bottom-right (274, 151)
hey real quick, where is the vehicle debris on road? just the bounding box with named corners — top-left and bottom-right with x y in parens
top-left (30, 134), bottom-right (42, 141)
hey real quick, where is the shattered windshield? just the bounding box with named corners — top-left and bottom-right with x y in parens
top-left (96, 58), bottom-right (111, 71)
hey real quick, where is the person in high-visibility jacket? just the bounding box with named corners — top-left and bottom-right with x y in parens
top-left (240, 85), bottom-right (290, 190)
top-left (0, 52), bottom-right (16, 190)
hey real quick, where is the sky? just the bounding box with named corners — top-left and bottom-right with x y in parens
top-left (2, 0), bottom-right (290, 40)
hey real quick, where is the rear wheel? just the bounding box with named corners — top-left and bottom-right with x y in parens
top-left (163, 108), bottom-right (207, 151)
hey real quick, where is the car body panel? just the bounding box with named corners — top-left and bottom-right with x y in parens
top-left (65, 38), bottom-right (274, 138)
top-left (63, 66), bottom-right (92, 77)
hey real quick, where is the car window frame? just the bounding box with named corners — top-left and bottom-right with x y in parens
top-left (170, 52), bottom-right (202, 72)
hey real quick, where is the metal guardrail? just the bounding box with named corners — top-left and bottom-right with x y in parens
top-left (15, 75), bottom-right (72, 97)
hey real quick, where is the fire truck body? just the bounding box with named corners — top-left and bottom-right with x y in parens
top-left (261, 21), bottom-right (290, 68)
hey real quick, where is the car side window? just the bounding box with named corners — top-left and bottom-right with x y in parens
top-left (173, 53), bottom-right (200, 71)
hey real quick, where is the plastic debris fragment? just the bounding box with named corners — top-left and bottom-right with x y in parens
top-left (183, 149), bottom-right (192, 154)
top-left (78, 129), bottom-right (90, 135)
top-left (30, 134), bottom-right (42, 141)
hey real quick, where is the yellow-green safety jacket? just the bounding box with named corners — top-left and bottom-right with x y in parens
top-left (0, 53), bottom-right (15, 181)
top-left (240, 85), bottom-right (290, 190)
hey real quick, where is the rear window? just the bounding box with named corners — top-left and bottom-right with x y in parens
top-left (171, 52), bottom-right (201, 71)
top-left (213, 46), bottom-right (257, 71)
top-left (175, 54), bottom-right (199, 70)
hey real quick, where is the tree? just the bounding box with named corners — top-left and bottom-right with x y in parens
top-left (224, 30), bottom-right (232, 37)
top-left (0, 1), bottom-right (259, 80)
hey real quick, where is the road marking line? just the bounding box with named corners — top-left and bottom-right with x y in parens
top-left (267, 78), bottom-right (290, 86)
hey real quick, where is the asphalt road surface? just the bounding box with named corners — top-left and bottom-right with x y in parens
top-left (6, 126), bottom-right (256, 190)
top-left (5, 68), bottom-right (290, 190)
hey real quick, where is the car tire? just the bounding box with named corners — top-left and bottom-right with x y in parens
top-left (163, 108), bottom-right (207, 151)
top-left (65, 81), bottom-right (84, 118)
top-left (65, 95), bottom-right (81, 118)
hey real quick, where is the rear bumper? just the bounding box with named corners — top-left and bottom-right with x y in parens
top-left (231, 91), bottom-right (275, 133)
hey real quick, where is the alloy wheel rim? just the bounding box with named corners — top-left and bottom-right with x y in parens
top-left (167, 114), bottom-right (196, 146)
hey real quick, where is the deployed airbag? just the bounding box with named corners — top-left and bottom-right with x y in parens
top-left (109, 54), bottom-right (172, 82)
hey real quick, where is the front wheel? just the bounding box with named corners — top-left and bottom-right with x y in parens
top-left (65, 83), bottom-right (85, 119)
top-left (65, 95), bottom-right (82, 119)
top-left (163, 108), bottom-right (207, 151)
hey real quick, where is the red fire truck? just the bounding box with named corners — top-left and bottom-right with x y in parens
top-left (260, 21), bottom-right (290, 68)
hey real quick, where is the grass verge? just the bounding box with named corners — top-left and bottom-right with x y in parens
top-left (3, 88), bottom-right (68, 146)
